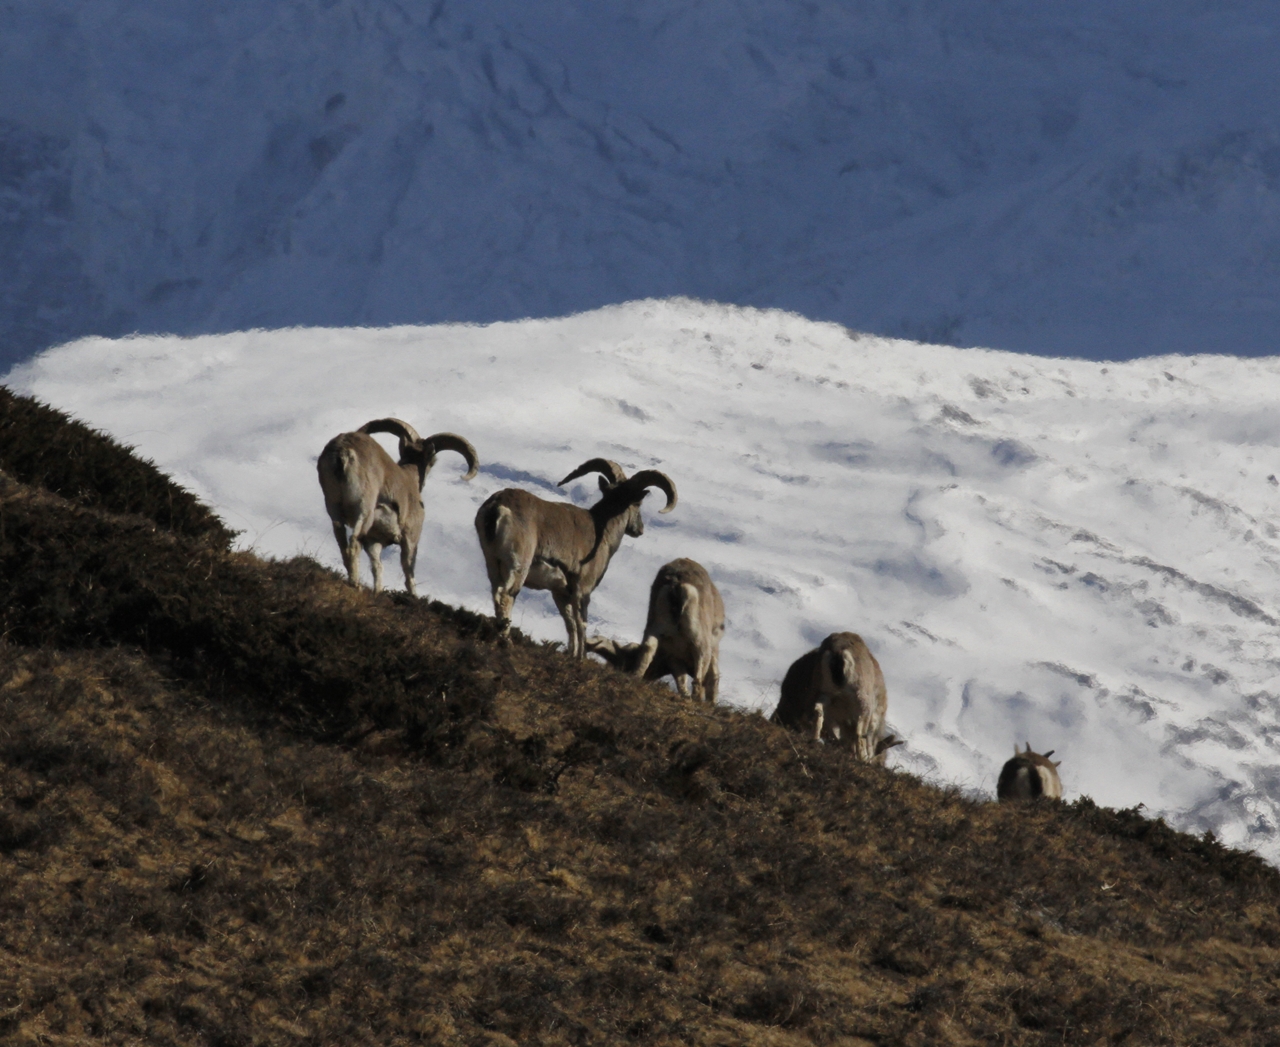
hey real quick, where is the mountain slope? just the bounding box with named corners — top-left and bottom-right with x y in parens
top-left (3, 1), bottom-right (1280, 364)
top-left (2, 399), bottom-right (1279, 1045)
top-left (12, 298), bottom-right (1280, 865)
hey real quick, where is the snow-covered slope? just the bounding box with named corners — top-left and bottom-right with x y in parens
top-left (10, 299), bottom-right (1280, 861)
top-left (3, 2), bottom-right (1280, 365)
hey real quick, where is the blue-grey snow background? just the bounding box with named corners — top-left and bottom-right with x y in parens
top-left (3, 0), bottom-right (1280, 366)
top-left (5, 3), bottom-right (1280, 861)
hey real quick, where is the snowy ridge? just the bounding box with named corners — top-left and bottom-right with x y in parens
top-left (10, 298), bottom-right (1280, 860)
top-left (3, 1), bottom-right (1280, 363)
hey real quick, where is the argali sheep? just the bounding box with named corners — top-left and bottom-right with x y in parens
top-left (318, 418), bottom-right (478, 597)
top-left (585, 557), bottom-right (725, 702)
top-left (996, 744), bottom-right (1062, 801)
top-left (474, 458), bottom-right (677, 658)
top-left (771, 632), bottom-right (902, 763)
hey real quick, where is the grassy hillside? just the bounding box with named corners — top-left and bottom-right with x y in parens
top-left (0, 388), bottom-right (232, 545)
top-left (1, 388), bottom-right (1278, 1046)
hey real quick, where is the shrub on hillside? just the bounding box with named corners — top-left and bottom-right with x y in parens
top-left (0, 386), bottom-right (232, 546)
top-left (0, 475), bottom-right (491, 747)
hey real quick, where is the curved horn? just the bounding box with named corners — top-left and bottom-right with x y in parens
top-left (625, 470), bottom-right (677, 513)
top-left (359, 417), bottom-right (422, 456)
top-left (424, 433), bottom-right (479, 480)
top-left (559, 458), bottom-right (628, 487)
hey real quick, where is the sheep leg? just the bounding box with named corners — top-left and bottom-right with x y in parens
top-left (492, 591), bottom-right (516, 639)
top-left (857, 713), bottom-right (878, 763)
top-left (674, 674), bottom-right (691, 698)
top-left (400, 538), bottom-right (419, 599)
top-left (333, 522), bottom-right (361, 587)
top-left (689, 652), bottom-right (713, 703)
top-left (484, 555), bottom-right (524, 639)
top-left (631, 635), bottom-right (661, 678)
top-left (811, 702), bottom-right (826, 743)
top-left (364, 540), bottom-right (385, 594)
top-left (551, 588), bottom-right (581, 657)
top-left (701, 657), bottom-right (720, 705)
top-left (688, 655), bottom-right (706, 702)
top-left (576, 593), bottom-right (592, 659)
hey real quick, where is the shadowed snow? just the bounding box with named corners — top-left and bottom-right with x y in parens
top-left (3, 3), bottom-right (1280, 362)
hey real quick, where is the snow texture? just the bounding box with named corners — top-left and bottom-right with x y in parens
top-left (10, 298), bottom-right (1280, 862)
top-left (3, 2), bottom-right (1280, 366)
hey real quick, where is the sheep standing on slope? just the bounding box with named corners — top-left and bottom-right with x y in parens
top-left (475, 458), bottom-right (677, 657)
top-left (996, 744), bottom-right (1062, 801)
top-left (318, 418), bottom-right (478, 597)
top-left (771, 632), bottom-right (902, 763)
top-left (586, 557), bottom-right (725, 702)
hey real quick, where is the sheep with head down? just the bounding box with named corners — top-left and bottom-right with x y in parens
top-left (771, 631), bottom-right (902, 763)
top-left (996, 743), bottom-right (1062, 801)
top-left (586, 557), bottom-right (725, 702)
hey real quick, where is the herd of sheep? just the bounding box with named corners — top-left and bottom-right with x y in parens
top-left (316, 417), bottom-right (1063, 802)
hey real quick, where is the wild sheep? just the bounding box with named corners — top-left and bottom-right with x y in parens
top-left (318, 418), bottom-right (478, 597)
top-left (996, 744), bottom-right (1062, 801)
top-left (474, 458), bottom-right (677, 658)
top-left (770, 632), bottom-right (901, 763)
top-left (585, 557), bottom-right (725, 702)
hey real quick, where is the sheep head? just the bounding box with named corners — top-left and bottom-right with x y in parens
top-left (360, 419), bottom-right (478, 488)
top-left (560, 461), bottom-right (677, 540)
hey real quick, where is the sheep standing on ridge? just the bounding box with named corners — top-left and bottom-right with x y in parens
top-left (318, 418), bottom-right (478, 597)
top-left (771, 632), bottom-right (901, 763)
top-left (996, 744), bottom-right (1062, 801)
top-left (475, 458), bottom-right (677, 657)
top-left (586, 557), bottom-right (725, 702)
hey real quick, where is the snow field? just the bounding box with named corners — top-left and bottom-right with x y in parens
top-left (10, 298), bottom-right (1280, 860)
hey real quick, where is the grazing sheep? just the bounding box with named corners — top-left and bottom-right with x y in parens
top-left (996, 744), bottom-right (1062, 801)
top-left (474, 458), bottom-right (677, 657)
top-left (771, 632), bottom-right (900, 763)
top-left (585, 557), bottom-right (725, 702)
top-left (318, 418), bottom-right (478, 596)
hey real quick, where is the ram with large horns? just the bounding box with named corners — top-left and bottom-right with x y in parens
top-left (474, 458), bottom-right (677, 657)
top-left (318, 418), bottom-right (478, 597)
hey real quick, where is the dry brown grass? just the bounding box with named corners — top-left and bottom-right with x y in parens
top-left (2, 387), bottom-right (1280, 1045)
top-left (0, 388), bottom-right (231, 545)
